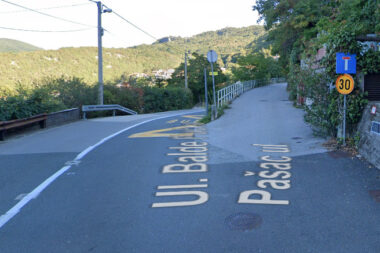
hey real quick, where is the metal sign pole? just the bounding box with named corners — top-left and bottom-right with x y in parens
top-left (210, 62), bottom-right (217, 120)
top-left (211, 62), bottom-right (216, 107)
top-left (343, 95), bottom-right (346, 146)
top-left (204, 68), bottom-right (208, 115)
top-left (207, 50), bottom-right (218, 120)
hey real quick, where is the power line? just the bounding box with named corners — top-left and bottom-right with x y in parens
top-left (0, 25), bottom-right (94, 33)
top-left (93, 0), bottom-right (188, 56)
top-left (108, 10), bottom-right (184, 54)
top-left (0, 2), bottom-right (91, 14)
top-left (0, 0), bottom-right (95, 28)
top-left (111, 10), bottom-right (158, 41)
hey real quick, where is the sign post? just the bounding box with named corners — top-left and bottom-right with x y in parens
top-left (335, 74), bottom-right (355, 146)
top-left (204, 68), bottom-right (208, 115)
top-left (336, 53), bottom-right (356, 146)
top-left (207, 50), bottom-right (218, 120)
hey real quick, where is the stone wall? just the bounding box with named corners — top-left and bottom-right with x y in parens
top-left (46, 108), bottom-right (80, 127)
top-left (357, 102), bottom-right (380, 169)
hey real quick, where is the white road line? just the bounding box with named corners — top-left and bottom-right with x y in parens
top-left (0, 110), bottom-right (204, 229)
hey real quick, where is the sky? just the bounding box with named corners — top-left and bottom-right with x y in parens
top-left (0, 0), bottom-right (260, 50)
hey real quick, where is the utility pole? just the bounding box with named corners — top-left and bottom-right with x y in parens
top-left (184, 51), bottom-right (188, 89)
top-left (94, 1), bottom-right (112, 105)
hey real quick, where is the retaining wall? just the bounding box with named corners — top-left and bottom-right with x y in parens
top-left (357, 102), bottom-right (380, 169)
top-left (46, 108), bottom-right (81, 127)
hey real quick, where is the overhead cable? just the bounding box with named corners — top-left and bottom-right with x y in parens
top-left (0, 2), bottom-right (90, 14)
top-left (0, 0), bottom-right (95, 28)
top-left (111, 10), bottom-right (158, 41)
top-left (0, 25), bottom-right (94, 33)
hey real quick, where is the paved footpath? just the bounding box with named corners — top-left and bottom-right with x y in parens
top-left (0, 83), bottom-right (379, 253)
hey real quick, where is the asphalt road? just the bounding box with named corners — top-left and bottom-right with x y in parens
top-left (0, 84), bottom-right (379, 253)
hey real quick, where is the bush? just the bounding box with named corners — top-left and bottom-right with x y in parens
top-left (290, 67), bottom-right (368, 137)
top-left (0, 76), bottom-right (194, 121)
top-left (142, 87), bottom-right (193, 113)
top-left (0, 85), bottom-right (65, 121)
top-left (35, 76), bottom-right (97, 108)
top-left (104, 85), bottom-right (144, 113)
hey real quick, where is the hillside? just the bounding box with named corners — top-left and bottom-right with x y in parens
top-left (0, 38), bottom-right (42, 52)
top-left (0, 25), bottom-right (266, 92)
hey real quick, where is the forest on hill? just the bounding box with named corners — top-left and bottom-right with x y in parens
top-left (0, 25), bottom-right (283, 121)
top-left (0, 25), bottom-right (265, 94)
top-left (0, 38), bottom-right (42, 53)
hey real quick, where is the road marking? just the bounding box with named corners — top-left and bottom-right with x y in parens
top-left (128, 125), bottom-right (197, 138)
top-left (0, 110), bottom-right (204, 229)
top-left (157, 184), bottom-right (208, 190)
top-left (180, 120), bottom-right (191, 125)
top-left (239, 144), bottom-right (292, 205)
top-left (14, 194), bottom-right (27, 201)
top-left (182, 115), bottom-right (203, 119)
top-left (152, 136), bottom-right (210, 208)
top-left (152, 191), bottom-right (208, 208)
top-left (65, 160), bottom-right (81, 166)
top-left (166, 119), bottom-right (178, 124)
top-left (244, 171), bottom-right (255, 177)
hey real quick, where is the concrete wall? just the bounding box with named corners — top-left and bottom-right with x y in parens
top-left (357, 102), bottom-right (380, 169)
top-left (46, 108), bottom-right (80, 127)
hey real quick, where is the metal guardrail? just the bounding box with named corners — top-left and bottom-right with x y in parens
top-left (0, 113), bottom-right (47, 141)
top-left (82, 104), bottom-right (138, 119)
top-left (217, 80), bottom-right (256, 108)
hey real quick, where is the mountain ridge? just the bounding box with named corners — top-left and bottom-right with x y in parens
top-left (0, 25), bottom-right (266, 92)
top-left (0, 38), bottom-right (42, 52)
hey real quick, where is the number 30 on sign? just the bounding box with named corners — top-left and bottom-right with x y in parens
top-left (336, 74), bottom-right (354, 95)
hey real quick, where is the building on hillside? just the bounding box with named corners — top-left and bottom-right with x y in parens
top-left (152, 69), bottom-right (175, 80)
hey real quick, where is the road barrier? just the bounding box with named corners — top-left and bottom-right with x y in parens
top-left (0, 114), bottom-right (47, 141)
top-left (217, 80), bottom-right (255, 108)
top-left (82, 104), bottom-right (138, 119)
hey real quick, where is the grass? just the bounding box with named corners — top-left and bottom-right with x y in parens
top-left (199, 103), bottom-right (230, 124)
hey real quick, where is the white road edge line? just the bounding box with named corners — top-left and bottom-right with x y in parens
top-left (0, 110), bottom-right (204, 229)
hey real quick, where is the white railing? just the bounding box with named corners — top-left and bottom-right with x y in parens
top-left (217, 80), bottom-right (256, 108)
top-left (216, 78), bottom-right (286, 108)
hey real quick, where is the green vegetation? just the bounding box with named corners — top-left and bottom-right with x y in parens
top-left (0, 26), bottom-right (266, 93)
top-left (199, 104), bottom-right (230, 124)
top-left (0, 76), bottom-right (193, 121)
top-left (254, 0), bottom-right (379, 137)
top-left (0, 25), bottom-right (273, 121)
top-left (168, 52), bottom-right (227, 103)
top-left (231, 52), bottom-right (282, 82)
top-left (0, 38), bottom-right (42, 53)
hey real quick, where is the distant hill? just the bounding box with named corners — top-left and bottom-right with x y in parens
top-left (0, 38), bottom-right (42, 52)
top-left (0, 25), bottom-right (267, 92)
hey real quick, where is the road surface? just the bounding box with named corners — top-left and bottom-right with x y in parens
top-left (0, 83), bottom-right (379, 252)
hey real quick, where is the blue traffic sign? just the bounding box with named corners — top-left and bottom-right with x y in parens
top-left (336, 53), bottom-right (356, 74)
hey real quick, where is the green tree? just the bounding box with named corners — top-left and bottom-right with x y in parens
top-left (232, 52), bottom-right (282, 82)
top-left (253, 0), bottom-right (336, 69)
top-left (168, 52), bottom-right (227, 103)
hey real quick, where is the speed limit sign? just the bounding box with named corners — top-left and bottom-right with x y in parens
top-left (336, 74), bottom-right (354, 95)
